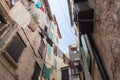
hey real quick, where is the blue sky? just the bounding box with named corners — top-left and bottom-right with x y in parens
top-left (48, 0), bottom-right (76, 53)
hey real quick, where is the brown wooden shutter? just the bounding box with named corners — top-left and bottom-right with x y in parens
top-left (39, 39), bottom-right (45, 58)
top-left (6, 34), bottom-right (26, 62)
top-left (61, 68), bottom-right (69, 80)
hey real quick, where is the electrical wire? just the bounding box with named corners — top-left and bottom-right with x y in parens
top-left (51, 0), bottom-right (76, 43)
top-left (58, 0), bottom-right (74, 35)
top-left (58, 23), bottom-right (75, 43)
top-left (58, 0), bottom-right (71, 27)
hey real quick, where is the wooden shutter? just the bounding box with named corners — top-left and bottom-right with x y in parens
top-left (6, 34), bottom-right (26, 62)
top-left (61, 68), bottom-right (69, 80)
top-left (38, 39), bottom-right (45, 58)
top-left (32, 63), bottom-right (41, 80)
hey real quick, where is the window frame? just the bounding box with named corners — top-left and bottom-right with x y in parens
top-left (0, 3), bottom-right (13, 40)
top-left (47, 44), bottom-right (51, 56)
top-left (2, 33), bottom-right (26, 68)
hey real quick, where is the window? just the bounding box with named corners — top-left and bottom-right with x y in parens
top-left (32, 62), bottom-right (41, 80)
top-left (56, 37), bottom-right (58, 44)
top-left (5, 0), bottom-right (24, 8)
top-left (51, 23), bottom-right (54, 31)
top-left (43, 64), bottom-right (51, 79)
top-left (49, 32), bottom-right (53, 40)
top-left (0, 7), bottom-right (7, 37)
top-left (0, 4), bottom-right (12, 40)
top-left (54, 59), bottom-right (57, 71)
top-left (47, 44), bottom-right (51, 56)
top-left (6, 34), bottom-right (26, 63)
top-left (0, 13), bottom-right (7, 37)
top-left (61, 68), bottom-right (69, 80)
top-left (38, 39), bottom-right (45, 58)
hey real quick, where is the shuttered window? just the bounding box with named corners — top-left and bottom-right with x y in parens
top-left (6, 34), bottom-right (26, 63)
top-left (51, 23), bottom-right (54, 31)
top-left (32, 62), bottom-right (41, 80)
top-left (5, 0), bottom-right (24, 8)
top-left (61, 68), bottom-right (69, 80)
top-left (38, 39), bottom-right (45, 58)
top-left (47, 44), bottom-right (51, 56)
top-left (54, 59), bottom-right (57, 71)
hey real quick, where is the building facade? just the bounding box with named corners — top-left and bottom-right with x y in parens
top-left (0, 0), bottom-right (52, 80)
top-left (72, 0), bottom-right (120, 80)
top-left (44, 15), bottom-right (70, 80)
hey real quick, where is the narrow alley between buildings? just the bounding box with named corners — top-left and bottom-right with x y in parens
top-left (0, 0), bottom-right (120, 80)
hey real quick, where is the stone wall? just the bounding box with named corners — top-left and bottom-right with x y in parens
top-left (0, 0), bottom-right (48, 80)
top-left (93, 0), bottom-right (120, 80)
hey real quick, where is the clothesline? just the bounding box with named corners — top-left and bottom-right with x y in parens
top-left (39, 26), bottom-right (71, 66)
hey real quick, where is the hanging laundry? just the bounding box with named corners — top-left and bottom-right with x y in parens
top-left (43, 64), bottom-right (51, 79)
top-left (40, 6), bottom-right (45, 12)
top-left (53, 45), bottom-right (57, 56)
top-left (39, 39), bottom-right (45, 56)
top-left (45, 68), bottom-right (50, 79)
top-left (46, 36), bottom-right (53, 47)
top-left (35, 1), bottom-right (41, 9)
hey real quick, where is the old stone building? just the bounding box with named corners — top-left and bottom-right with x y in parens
top-left (93, 0), bottom-right (120, 80)
top-left (73, 0), bottom-right (120, 80)
top-left (0, 0), bottom-right (52, 80)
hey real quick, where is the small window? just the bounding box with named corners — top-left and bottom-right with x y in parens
top-left (0, 14), bottom-right (6, 26)
top-left (6, 34), bottom-right (26, 63)
top-left (0, 5), bottom-right (12, 39)
top-left (0, 14), bottom-right (7, 37)
top-left (54, 59), bottom-right (57, 71)
top-left (49, 32), bottom-right (53, 40)
top-left (56, 37), bottom-right (58, 44)
top-left (38, 39), bottom-right (45, 58)
top-left (47, 44), bottom-right (51, 56)
top-left (51, 23), bottom-right (54, 31)
top-left (0, 8), bottom-right (7, 36)
top-left (61, 68), bottom-right (69, 80)
top-left (5, 0), bottom-right (24, 8)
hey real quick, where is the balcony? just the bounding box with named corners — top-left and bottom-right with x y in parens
top-left (74, 0), bottom-right (94, 34)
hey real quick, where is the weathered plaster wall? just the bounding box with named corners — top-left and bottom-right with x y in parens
top-left (93, 0), bottom-right (120, 80)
